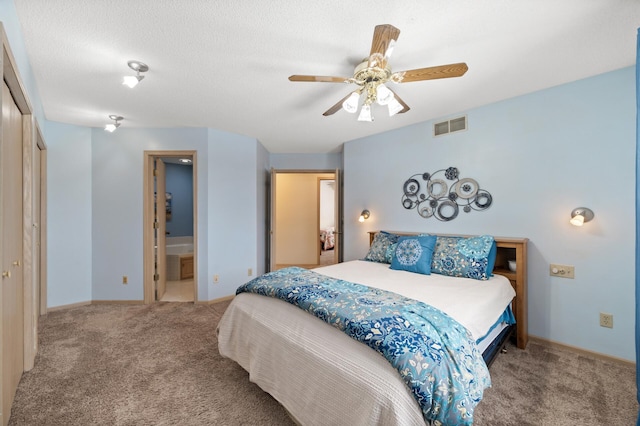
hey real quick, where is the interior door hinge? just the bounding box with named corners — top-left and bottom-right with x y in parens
top-left (153, 168), bottom-right (158, 176)
top-left (154, 273), bottom-right (159, 281)
top-left (153, 222), bottom-right (159, 229)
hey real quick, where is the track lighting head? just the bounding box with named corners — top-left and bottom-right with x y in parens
top-left (123, 60), bottom-right (149, 88)
top-left (105, 115), bottom-right (123, 132)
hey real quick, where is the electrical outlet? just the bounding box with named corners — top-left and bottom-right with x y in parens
top-left (600, 313), bottom-right (613, 328)
top-left (213, 274), bottom-right (219, 283)
top-left (122, 276), bottom-right (128, 285)
top-left (248, 268), bottom-right (253, 276)
top-left (549, 264), bottom-right (575, 279)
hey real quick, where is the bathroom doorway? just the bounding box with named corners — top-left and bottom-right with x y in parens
top-left (143, 151), bottom-right (197, 304)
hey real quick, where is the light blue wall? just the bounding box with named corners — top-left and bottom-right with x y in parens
top-left (44, 121), bottom-right (93, 306)
top-left (270, 153), bottom-right (342, 170)
top-left (343, 67), bottom-right (636, 361)
top-left (41, 122), bottom-right (263, 306)
top-left (165, 163), bottom-right (194, 237)
top-left (91, 127), bottom-right (210, 301)
top-left (0, 0), bottom-right (45, 123)
top-left (207, 129), bottom-right (260, 299)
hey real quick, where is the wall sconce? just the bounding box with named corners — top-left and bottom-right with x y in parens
top-left (569, 207), bottom-right (594, 226)
top-left (104, 115), bottom-right (123, 132)
top-left (358, 209), bottom-right (370, 223)
top-left (123, 60), bottom-right (149, 88)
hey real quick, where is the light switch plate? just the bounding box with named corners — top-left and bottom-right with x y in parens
top-left (549, 264), bottom-right (575, 279)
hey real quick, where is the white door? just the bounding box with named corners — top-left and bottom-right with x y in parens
top-left (155, 158), bottom-right (167, 300)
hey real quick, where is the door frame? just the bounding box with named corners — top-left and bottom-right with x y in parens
top-left (269, 169), bottom-right (342, 271)
top-left (36, 126), bottom-right (48, 318)
top-left (143, 150), bottom-right (197, 304)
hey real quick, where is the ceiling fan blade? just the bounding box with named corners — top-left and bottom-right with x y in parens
top-left (368, 24), bottom-right (400, 68)
top-left (289, 75), bottom-right (349, 83)
top-left (388, 89), bottom-right (410, 114)
top-left (323, 92), bottom-right (356, 116)
top-left (397, 63), bottom-right (468, 83)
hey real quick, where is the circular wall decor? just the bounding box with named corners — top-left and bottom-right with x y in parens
top-left (453, 178), bottom-right (479, 199)
top-left (400, 167), bottom-right (493, 221)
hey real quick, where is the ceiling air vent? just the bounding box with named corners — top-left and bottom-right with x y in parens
top-left (433, 116), bottom-right (467, 137)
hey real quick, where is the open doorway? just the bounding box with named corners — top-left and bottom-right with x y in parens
top-left (270, 169), bottom-right (342, 271)
top-left (319, 178), bottom-right (337, 267)
top-left (143, 151), bottom-right (197, 304)
top-left (159, 157), bottom-right (195, 301)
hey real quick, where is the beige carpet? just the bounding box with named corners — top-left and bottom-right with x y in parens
top-left (8, 302), bottom-right (638, 425)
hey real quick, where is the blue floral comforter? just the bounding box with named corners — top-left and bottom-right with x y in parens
top-left (236, 267), bottom-right (491, 425)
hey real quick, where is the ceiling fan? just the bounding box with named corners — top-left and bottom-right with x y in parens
top-left (288, 24), bottom-right (468, 122)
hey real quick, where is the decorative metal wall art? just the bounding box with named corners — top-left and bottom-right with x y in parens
top-left (401, 167), bottom-right (492, 221)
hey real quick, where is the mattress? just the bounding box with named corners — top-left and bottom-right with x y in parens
top-left (217, 260), bottom-right (516, 426)
top-left (313, 260), bottom-right (515, 341)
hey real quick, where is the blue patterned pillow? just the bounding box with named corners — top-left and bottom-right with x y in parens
top-left (364, 231), bottom-right (399, 263)
top-left (384, 242), bottom-right (398, 263)
top-left (431, 235), bottom-right (497, 280)
top-left (390, 235), bottom-right (437, 275)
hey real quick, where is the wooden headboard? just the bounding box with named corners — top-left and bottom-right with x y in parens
top-left (368, 231), bottom-right (528, 349)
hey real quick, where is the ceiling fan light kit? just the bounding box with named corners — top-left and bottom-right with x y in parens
top-left (387, 97), bottom-right (405, 116)
top-left (342, 91), bottom-right (361, 113)
top-left (376, 84), bottom-right (394, 105)
top-left (357, 104), bottom-right (373, 122)
top-left (288, 24), bottom-right (468, 122)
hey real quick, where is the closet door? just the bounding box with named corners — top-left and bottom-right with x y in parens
top-left (1, 81), bottom-right (24, 424)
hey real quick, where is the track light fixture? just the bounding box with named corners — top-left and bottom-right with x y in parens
top-left (358, 209), bottom-right (370, 223)
top-left (105, 115), bottom-right (123, 132)
top-left (123, 60), bottom-right (149, 88)
top-left (569, 207), bottom-right (594, 227)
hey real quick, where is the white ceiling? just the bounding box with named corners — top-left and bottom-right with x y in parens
top-left (12, 0), bottom-right (640, 154)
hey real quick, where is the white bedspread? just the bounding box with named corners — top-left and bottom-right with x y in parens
top-left (313, 260), bottom-right (515, 341)
top-left (217, 260), bottom-right (516, 426)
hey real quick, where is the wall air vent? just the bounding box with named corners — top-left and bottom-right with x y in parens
top-left (433, 115), bottom-right (467, 137)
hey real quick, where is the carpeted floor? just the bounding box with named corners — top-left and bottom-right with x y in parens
top-left (8, 302), bottom-right (638, 425)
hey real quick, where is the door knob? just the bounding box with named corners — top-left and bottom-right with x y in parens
top-left (2, 271), bottom-right (10, 278)
top-left (12, 260), bottom-right (20, 267)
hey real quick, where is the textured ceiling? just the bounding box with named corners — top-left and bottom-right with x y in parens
top-left (12, 0), bottom-right (640, 153)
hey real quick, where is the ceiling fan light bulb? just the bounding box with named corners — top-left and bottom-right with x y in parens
top-left (104, 124), bottom-right (117, 132)
top-left (342, 92), bottom-right (360, 114)
top-left (357, 104), bottom-right (373, 122)
top-left (376, 84), bottom-right (394, 105)
top-left (388, 97), bottom-right (404, 116)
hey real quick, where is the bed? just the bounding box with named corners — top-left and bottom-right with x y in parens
top-left (217, 232), bottom-right (528, 426)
